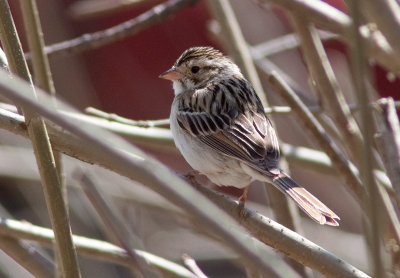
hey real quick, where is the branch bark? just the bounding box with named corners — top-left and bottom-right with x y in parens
top-left (0, 1), bottom-right (80, 276)
top-left (40, 0), bottom-right (199, 58)
top-left (0, 69), bottom-right (288, 278)
top-left (255, 0), bottom-right (400, 74)
top-left (0, 235), bottom-right (54, 278)
top-left (374, 98), bottom-right (400, 205)
top-left (0, 218), bottom-right (197, 278)
top-left (349, 2), bottom-right (384, 276)
top-left (206, 2), bottom-right (305, 275)
top-left (0, 68), bottom-right (370, 278)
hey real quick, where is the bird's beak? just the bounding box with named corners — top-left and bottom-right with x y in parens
top-left (159, 67), bottom-right (183, 81)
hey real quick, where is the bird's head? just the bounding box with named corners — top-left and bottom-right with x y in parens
top-left (159, 46), bottom-right (242, 95)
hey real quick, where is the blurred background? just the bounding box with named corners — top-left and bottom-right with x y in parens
top-left (0, 0), bottom-right (399, 277)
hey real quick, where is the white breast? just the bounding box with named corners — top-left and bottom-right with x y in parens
top-left (170, 99), bottom-right (252, 188)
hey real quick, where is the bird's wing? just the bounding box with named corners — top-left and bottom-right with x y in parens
top-left (175, 77), bottom-right (280, 174)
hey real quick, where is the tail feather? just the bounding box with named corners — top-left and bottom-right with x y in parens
top-left (271, 171), bottom-right (340, 226)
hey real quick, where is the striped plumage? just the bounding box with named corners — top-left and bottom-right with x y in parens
top-left (160, 46), bottom-right (339, 226)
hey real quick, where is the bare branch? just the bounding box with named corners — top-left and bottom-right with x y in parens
top-left (266, 71), bottom-right (364, 199)
top-left (18, 1), bottom-right (66, 275)
top-left (374, 98), bottom-right (400, 207)
top-left (78, 173), bottom-right (157, 278)
top-left (40, 0), bottom-right (199, 58)
top-left (0, 235), bottom-right (54, 278)
top-left (363, 0), bottom-right (400, 67)
top-left (291, 15), bottom-right (363, 164)
top-left (206, 4), bottom-right (305, 276)
top-left (255, 0), bottom-right (400, 74)
top-left (182, 254), bottom-right (209, 278)
top-left (67, 0), bottom-right (157, 21)
top-left (190, 182), bottom-right (370, 278)
top-left (0, 105), bottom-right (393, 193)
top-left (0, 218), bottom-right (197, 278)
top-left (0, 1), bottom-right (80, 276)
top-left (348, 3), bottom-right (384, 276)
top-left (0, 69), bottom-right (288, 278)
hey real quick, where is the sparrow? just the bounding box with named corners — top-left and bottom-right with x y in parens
top-left (160, 46), bottom-right (339, 226)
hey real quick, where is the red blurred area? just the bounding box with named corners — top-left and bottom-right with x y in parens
top-left (7, 0), bottom-right (399, 119)
top-left (69, 1), bottom-right (215, 119)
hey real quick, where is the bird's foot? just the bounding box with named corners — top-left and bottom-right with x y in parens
top-left (179, 170), bottom-right (200, 185)
top-left (238, 187), bottom-right (249, 218)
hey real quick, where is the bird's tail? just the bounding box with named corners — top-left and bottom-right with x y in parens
top-left (271, 171), bottom-right (340, 226)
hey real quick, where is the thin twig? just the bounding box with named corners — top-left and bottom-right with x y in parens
top-left (206, 4), bottom-right (305, 276)
top-left (78, 173), bottom-right (157, 278)
top-left (4, 100), bottom-right (400, 127)
top-left (64, 110), bottom-right (176, 151)
top-left (0, 69), bottom-right (287, 278)
top-left (0, 107), bottom-right (178, 165)
top-left (251, 31), bottom-right (338, 60)
top-left (86, 101), bottom-right (400, 128)
top-left (206, 0), bottom-right (267, 106)
top-left (288, 18), bottom-right (400, 245)
top-left (374, 98), bottom-right (400, 206)
top-left (67, 0), bottom-right (156, 21)
top-left (266, 71), bottom-right (364, 199)
top-left (291, 15), bottom-right (363, 165)
top-left (18, 1), bottom-right (66, 275)
top-left (0, 218), bottom-right (197, 278)
top-left (0, 235), bottom-right (54, 278)
top-left (349, 3), bottom-right (384, 277)
top-left (0, 106), bottom-right (394, 193)
top-left (363, 0), bottom-right (400, 66)
top-left (85, 106), bottom-right (170, 127)
top-left (38, 0), bottom-right (199, 58)
top-left (255, 0), bottom-right (400, 75)
top-left (255, 0), bottom-right (349, 34)
top-left (0, 87), bottom-right (368, 277)
top-left (189, 182), bottom-right (370, 278)
top-left (0, 1), bottom-right (80, 277)
top-left (182, 254), bottom-right (209, 278)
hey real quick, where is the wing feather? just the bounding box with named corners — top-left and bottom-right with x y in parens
top-left (175, 77), bottom-right (279, 172)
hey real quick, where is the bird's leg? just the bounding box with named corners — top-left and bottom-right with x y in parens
top-left (238, 186), bottom-right (249, 203)
top-left (184, 169), bottom-right (199, 179)
top-left (238, 186), bottom-right (249, 217)
top-left (179, 170), bottom-right (200, 185)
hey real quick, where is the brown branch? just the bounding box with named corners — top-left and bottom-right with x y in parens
top-left (0, 218), bottom-right (197, 278)
top-left (251, 31), bottom-right (337, 59)
top-left (0, 106), bottom-right (394, 193)
top-left (67, 0), bottom-right (156, 21)
top-left (0, 70), bottom-right (286, 278)
top-left (190, 182), bottom-right (369, 278)
top-left (0, 65), bottom-right (373, 278)
top-left (18, 1), bottom-right (66, 275)
top-left (84, 101), bottom-right (400, 127)
top-left (85, 107), bottom-right (170, 127)
top-left (40, 0), bottom-right (199, 58)
top-left (255, 0), bottom-right (400, 75)
top-left (0, 235), bottom-right (54, 278)
top-left (182, 254), bottom-right (209, 278)
top-left (291, 15), bottom-right (363, 164)
top-left (0, 1), bottom-right (80, 277)
top-left (283, 12), bottom-right (400, 251)
top-left (349, 2), bottom-right (384, 276)
top-left (266, 71), bottom-right (364, 199)
top-left (206, 4), bottom-right (306, 276)
top-left (206, 0), bottom-right (266, 106)
top-left (363, 0), bottom-right (400, 65)
top-left (374, 98), bottom-right (400, 205)
top-left (78, 173), bottom-right (157, 278)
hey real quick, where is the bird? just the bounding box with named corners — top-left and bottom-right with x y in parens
top-left (159, 46), bottom-right (339, 226)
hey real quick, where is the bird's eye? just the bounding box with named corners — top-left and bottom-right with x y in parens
top-left (191, 66), bottom-right (200, 73)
